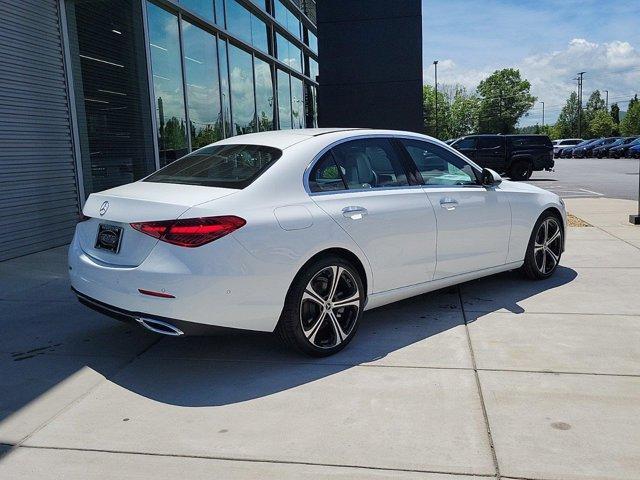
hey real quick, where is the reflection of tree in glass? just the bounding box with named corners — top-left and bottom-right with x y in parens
top-left (190, 116), bottom-right (224, 149)
top-left (162, 117), bottom-right (187, 150)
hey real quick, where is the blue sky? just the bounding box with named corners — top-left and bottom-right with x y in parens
top-left (422, 0), bottom-right (640, 125)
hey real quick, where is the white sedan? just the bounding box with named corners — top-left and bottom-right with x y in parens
top-left (69, 128), bottom-right (566, 356)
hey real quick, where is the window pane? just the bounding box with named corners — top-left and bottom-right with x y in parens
top-left (65, 0), bottom-right (155, 196)
top-left (225, 0), bottom-right (251, 44)
top-left (332, 139), bottom-right (409, 189)
top-left (228, 44), bottom-right (255, 134)
top-left (145, 144), bottom-right (282, 188)
top-left (254, 58), bottom-right (274, 131)
top-left (180, 0), bottom-right (213, 21)
top-left (214, 0), bottom-right (225, 27)
top-left (274, 0), bottom-right (287, 26)
top-left (402, 140), bottom-right (477, 186)
top-left (307, 30), bottom-right (317, 53)
top-left (455, 137), bottom-right (475, 149)
top-left (288, 41), bottom-right (302, 72)
top-left (309, 152), bottom-right (346, 192)
top-left (308, 57), bottom-right (318, 81)
top-left (287, 7), bottom-right (301, 39)
top-left (147, 2), bottom-right (188, 166)
top-left (276, 33), bottom-right (288, 65)
top-left (478, 136), bottom-right (503, 149)
top-left (217, 38), bottom-right (232, 136)
top-left (250, 14), bottom-right (268, 52)
top-left (277, 69), bottom-right (291, 129)
top-left (182, 21), bottom-right (222, 150)
top-left (290, 76), bottom-right (304, 128)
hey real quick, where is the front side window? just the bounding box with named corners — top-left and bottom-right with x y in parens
top-left (145, 144), bottom-right (281, 189)
top-left (454, 137), bottom-right (476, 149)
top-left (308, 152), bottom-right (347, 192)
top-left (401, 140), bottom-right (478, 186)
top-left (330, 139), bottom-right (409, 189)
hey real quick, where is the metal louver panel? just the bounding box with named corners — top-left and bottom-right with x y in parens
top-left (0, 0), bottom-right (79, 261)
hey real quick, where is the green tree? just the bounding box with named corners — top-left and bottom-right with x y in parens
top-left (620, 100), bottom-right (640, 136)
top-left (610, 103), bottom-right (620, 124)
top-left (448, 86), bottom-right (480, 138)
top-left (588, 109), bottom-right (615, 137)
top-left (423, 84), bottom-right (451, 139)
top-left (554, 92), bottom-right (587, 138)
top-left (476, 68), bottom-right (536, 134)
top-left (584, 90), bottom-right (606, 137)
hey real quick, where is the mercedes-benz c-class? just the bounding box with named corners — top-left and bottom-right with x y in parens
top-left (69, 128), bottom-right (566, 356)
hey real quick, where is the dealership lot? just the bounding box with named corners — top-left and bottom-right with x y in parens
top-left (526, 156), bottom-right (639, 200)
top-left (1, 197), bottom-right (640, 479)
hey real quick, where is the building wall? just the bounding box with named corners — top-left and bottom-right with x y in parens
top-left (0, 0), bottom-right (80, 261)
top-left (316, 0), bottom-right (423, 133)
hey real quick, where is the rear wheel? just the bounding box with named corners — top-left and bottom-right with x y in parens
top-left (509, 160), bottom-right (533, 180)
top-left (521, 213), bottom-right (563, 279)
top-left (276, 256), bottom-right (364, 356)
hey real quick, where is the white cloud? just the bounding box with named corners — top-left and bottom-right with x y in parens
top-left (424, 39), bottom-right (640, 126)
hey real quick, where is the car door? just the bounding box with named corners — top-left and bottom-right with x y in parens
top-left (398, 138), bottom-right (511, 279)
top-left (308, 137), bottom-right (437, 293)
top-left (476, 136), bottom-right (506, 171)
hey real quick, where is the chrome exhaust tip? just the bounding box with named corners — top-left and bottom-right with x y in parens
top-left (136, 317), bottom-right (184, 336)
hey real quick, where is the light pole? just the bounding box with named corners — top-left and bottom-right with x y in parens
top-left (605, 90), bottom-right (609, 110)
top-left (577, 71), bottom-right (585, 138)
top-left (433, 60), bottom-right (438, 138)
top-left (540, 101), bottom-right (545, 128)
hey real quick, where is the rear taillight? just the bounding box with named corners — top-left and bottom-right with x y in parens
top-left (130, 216), bottom-right (246, 248)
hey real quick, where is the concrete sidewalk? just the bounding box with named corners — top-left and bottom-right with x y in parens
top-left (1, 198), bottom-right (639, 479)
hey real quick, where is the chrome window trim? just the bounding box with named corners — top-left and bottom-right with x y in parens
top-left (304, 134), bottom-right (485, 196)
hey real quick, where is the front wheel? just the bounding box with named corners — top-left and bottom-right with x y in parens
top-left (509, 160), bottom-right (533, 180)
top-left (521, 213), bottom-right (563, 279)
top-left (276, 256), bottom-right (364, 356)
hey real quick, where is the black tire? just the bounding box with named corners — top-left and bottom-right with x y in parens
top-left (276, 255), bottom-right (365, 357)
top-left (521, 212), bottom-right (563, 280)
top-left (509, 160), bottom-right (533, 181)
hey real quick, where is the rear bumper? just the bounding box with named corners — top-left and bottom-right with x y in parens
top-left (68, 229), bottom-right (291, 333)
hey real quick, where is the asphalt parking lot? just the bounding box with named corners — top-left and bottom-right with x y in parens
top-left (1, 197), bottom-right (639, 479)
top-left (526, 156), bottom-right (640, 200)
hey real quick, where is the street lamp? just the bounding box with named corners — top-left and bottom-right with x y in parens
top-left (433, 60), bottom-right (438, 138)
top-left (540, 101), bottom-right (545, 128)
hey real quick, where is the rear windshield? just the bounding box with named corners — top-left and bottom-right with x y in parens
top-left (511, 136), bottom-right (552, 147)
top-left (144, 144), bottom-right (282, 189)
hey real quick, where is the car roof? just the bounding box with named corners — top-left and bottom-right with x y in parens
top-left (211, 128), bottom-right (428, 149)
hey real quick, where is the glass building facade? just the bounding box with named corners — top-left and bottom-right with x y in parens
top-left (65, 0), bottom-right (318, 196)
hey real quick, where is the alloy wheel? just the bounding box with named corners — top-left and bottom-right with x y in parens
top-left (300, 266), bottom-right (361, 349)
top-left (533, 217), bottom-right (562, 275)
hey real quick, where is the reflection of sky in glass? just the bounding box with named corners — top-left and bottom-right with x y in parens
top-left (182, 20), bottom-right (222, 147)
top-left (277, 69), bottom-right (291, 129)
top-left (228, 44), bottom-right (256, 134)
top-left (254, 58), bottom-right (274, 130)
top-left (217, 38), bottom-right (232, 136)
top-left (309, 57), bottom-right (318, 81)
top-left (179, 0), bottom-right (213, 22)
top-left (146, 1), bottom-right (187, 150)
top-left (275, 0), bottom-right (301, 39)
top-left (226, 0), bottom-right (268, 52)
top-left (276, 33), bottom-right (301, 73)
top-left (308, 31), bottom-right (317, 53)
top-left (290, 76), bottom-right (304, 128)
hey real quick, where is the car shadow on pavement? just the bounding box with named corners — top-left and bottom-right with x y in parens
top-left (104, 266), bottom-right (578, 407)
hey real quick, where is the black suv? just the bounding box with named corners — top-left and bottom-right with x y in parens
top-left (449, 135), bottom-right (554, 180)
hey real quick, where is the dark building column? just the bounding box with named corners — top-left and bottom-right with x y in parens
top-left (316, 0), bottom-right (423, 133)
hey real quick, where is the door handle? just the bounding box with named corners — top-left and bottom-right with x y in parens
top-left (439, 198), bottom-right (459, 210)
top-left (342, 206), bottom-right (368, 219)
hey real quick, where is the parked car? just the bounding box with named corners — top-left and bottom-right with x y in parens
top-left (69, 129), bottom-right (566, 356)
top-left (574, 137), bottom-right (619, 158)
top-left (559, 139), bottom-right (595, 158)
top-left (553, 138), bottom-right (582, 157)
top-left (609, 137), bottom-right (640, 158)
top-left (449, 134), bottom-right (554, 180)
top-left (628, 143), bottom-right (640, 158)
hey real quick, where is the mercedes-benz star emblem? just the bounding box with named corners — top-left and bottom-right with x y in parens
top-left (99, 201), bottom-right (109, 216)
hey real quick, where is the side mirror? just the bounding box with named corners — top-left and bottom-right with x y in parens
top-left (482, 168), bottom-right (502, 186)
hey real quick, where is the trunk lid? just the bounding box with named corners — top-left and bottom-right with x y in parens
top-left (78, 182), bottom-right (237, 266)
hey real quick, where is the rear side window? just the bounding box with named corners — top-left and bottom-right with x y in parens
top-left (144, 144), bottom-right (282, 189)
top-left (511, 136), bottom-right (552, 147)
top-left (478, 136), bottom-right (503, 149)
top-left (308, 151), bottom-right (347, 193)
top-left (454, 137), bottom-right (476, 149)
top-left (330, 138), bottom-right (409, 189)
